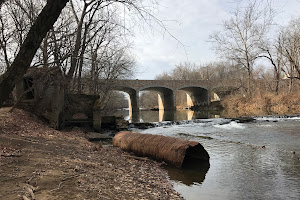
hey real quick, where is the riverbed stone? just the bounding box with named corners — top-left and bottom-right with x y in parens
top-left (232, 117), bottom-right (255, 123)
top-left (133, 122), bottom-right (155, 129)
top-left (115, 117), bottom-right (128, 130)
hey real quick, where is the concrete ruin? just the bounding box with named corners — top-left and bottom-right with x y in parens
top-left (15, 68), bottom-right (102, 131)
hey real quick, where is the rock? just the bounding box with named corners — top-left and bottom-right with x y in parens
top-left (85, 132), bottom-right (112, 142)
top-left (115, 117), bottom-right (128, 130)
top-left (133, 123), bottom-right (155, 129)
top-left (99, 116), bottom-right (129, 130)
top-left (101, 116), bottom-right (116, 129)
top-left (232, 117), bottom-right (255, 123)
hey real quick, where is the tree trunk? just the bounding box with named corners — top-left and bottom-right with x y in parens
top-left (247, 69), bottom-right (252, 95)
top-left (66, 4), bottom-right (87, 82)
top-left (0, 0), bottom-right (69, 107)
top-left (0, 0), bottom-right (5, 7)
top-left (42, 33), bottom-right (49, 68)
top-left (77, 25), bottom-right (88, 93)
top-left (289, 77), bottom-right (293, 93)
top-left (275, 75), bottom-right (279, 95)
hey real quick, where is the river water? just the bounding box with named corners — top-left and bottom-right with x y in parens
top-left (118, 110), bottom-right (300, 200)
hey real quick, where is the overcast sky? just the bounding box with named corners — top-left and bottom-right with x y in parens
top-left (131, 0), bottom-right (300, 80)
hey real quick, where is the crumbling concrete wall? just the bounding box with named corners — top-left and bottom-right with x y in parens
top-left (15, 68), bottom-right (126, 132)
top-left (93, 98), bottom-right (102, 132)
top-left (38, 80), bottom-right (65, 129)
top-left (64, 94), bottom-right (99, 128)
top-left (15, 68), bottom-right (66, 129)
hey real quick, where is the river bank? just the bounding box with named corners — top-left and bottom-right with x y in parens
top-left (0, 108), bottom-right (182, 199)
top-left (221, 92), bottom-right (300, 117)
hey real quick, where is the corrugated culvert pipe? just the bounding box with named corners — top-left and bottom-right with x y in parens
top-left (113, 131), bottom-right (210, 168)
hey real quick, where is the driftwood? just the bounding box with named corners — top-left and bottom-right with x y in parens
top-left (22, 196), bottom-right (30, 200)
top-left (113, 131), bottom-right (209, 168)
top-left (9, 86), bottom-right (34, 113)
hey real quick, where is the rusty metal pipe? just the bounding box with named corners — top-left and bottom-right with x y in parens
top-left (113, 131), bottom-right (210, 168)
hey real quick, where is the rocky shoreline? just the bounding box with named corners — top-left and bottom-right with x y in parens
top-left (0, 108), bottom-right (183, 200)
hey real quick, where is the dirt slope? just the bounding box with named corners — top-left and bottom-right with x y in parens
top-left (0, 108), bottom-right (182, 200)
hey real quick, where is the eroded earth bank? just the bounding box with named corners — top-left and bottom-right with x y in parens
top-left (0, 108), bottom-right (182, 200)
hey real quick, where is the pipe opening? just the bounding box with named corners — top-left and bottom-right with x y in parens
top-left (182, 144), bottom-right (210, 167)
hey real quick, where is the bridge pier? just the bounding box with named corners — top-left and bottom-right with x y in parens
top-left (129, 91), bottom-right (139, 113)
top-left (163, 110), bottom-right (175, 121)
top-left (128, 90), bottom-right (140, 122)
top-left (160, 90), bottom-right (176, 110)
top-left (180, 87), bottom-right (210, 106)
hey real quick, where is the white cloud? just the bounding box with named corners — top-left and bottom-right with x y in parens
top-left (132, 0), bottom-right (300, 79)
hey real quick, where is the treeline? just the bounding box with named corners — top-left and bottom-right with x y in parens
top-left (0, 0), bottom-right (139, 94)
top-left (0, 0), bottom-right (173, 113)
top-left (142, 1), bottom-right (300, 113)
top-left (210, 1), bottom-right (300, 116)
top-left (0, 0), bottom-right (165, 108)
top-left (161, 1), bottom-right (300, 96)
top-left (209, 1), bottom-right (300, 95)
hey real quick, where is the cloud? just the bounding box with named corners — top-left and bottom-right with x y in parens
top-left (132, 0), bottom-right (300, 79)
top-left (131, 0), bottom-right (231, 79)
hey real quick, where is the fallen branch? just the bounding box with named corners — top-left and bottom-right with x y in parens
top-left (21, 183), bottom-right (38, 193)
top-left (25, 185), bottom-right (35, 200)
top-left (22, 195), bottom-right (30, 200)
top-left (50, 174), bottom-right (80, 192)
top-left (0, 153), bottom-right (22, 157)
top-left (9, 86), bottom-right (34, 113)
top-left (51, 182), bottom-right (63, 192)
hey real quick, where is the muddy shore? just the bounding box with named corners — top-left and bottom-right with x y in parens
top-left (0, 108), bottom-right (182, 199)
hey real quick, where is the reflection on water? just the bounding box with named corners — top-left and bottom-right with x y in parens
top-left (187, 110), bottom-right (194, 120)
top-left (164, 160), bottom-right (210, 186)
top-left (159, 109), bottom-right (164, 122)
top-left (186, 93), bottom-right (194, 107)
top-left (115, 109), bottom-right (220, 123)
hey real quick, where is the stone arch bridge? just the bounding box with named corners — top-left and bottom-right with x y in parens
top-left (98, 79), bottom-right (236, 112)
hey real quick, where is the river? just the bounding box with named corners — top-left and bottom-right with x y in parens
top-left (118, 109), bottom-right (300, 200)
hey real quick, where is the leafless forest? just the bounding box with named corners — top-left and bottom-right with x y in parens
top-left (0, 0), bottom-right (300, 113)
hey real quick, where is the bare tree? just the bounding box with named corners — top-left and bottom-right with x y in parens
top-left (0, 0), bottom-right (6, 7)
top-left (0, 0), bottom-right (69, 106)
top-left (259, 34), bottom-right (285, 94)
top-left (281, 17), bottom-right (300, 92)
top-left (0, 0), bottom-right (167, 106)
top-left (210, 0), bottom-right (273, 94)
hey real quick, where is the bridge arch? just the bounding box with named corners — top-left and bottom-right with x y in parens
top-left (210, 86), bottom-right (239, 100)
top-left (109, 86), bottom-right (140, 122)
top-left (104, 79), bottom-right (217, 112)
top-left (177, 86), bottom-right (210, 107)
top-left (140, 86), bottom-right (175, 110)
top-left (110, 86), bottom-right (139, 113)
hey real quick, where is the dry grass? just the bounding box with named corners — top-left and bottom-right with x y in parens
top-left (221, 91), bottom-right (300, 117)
